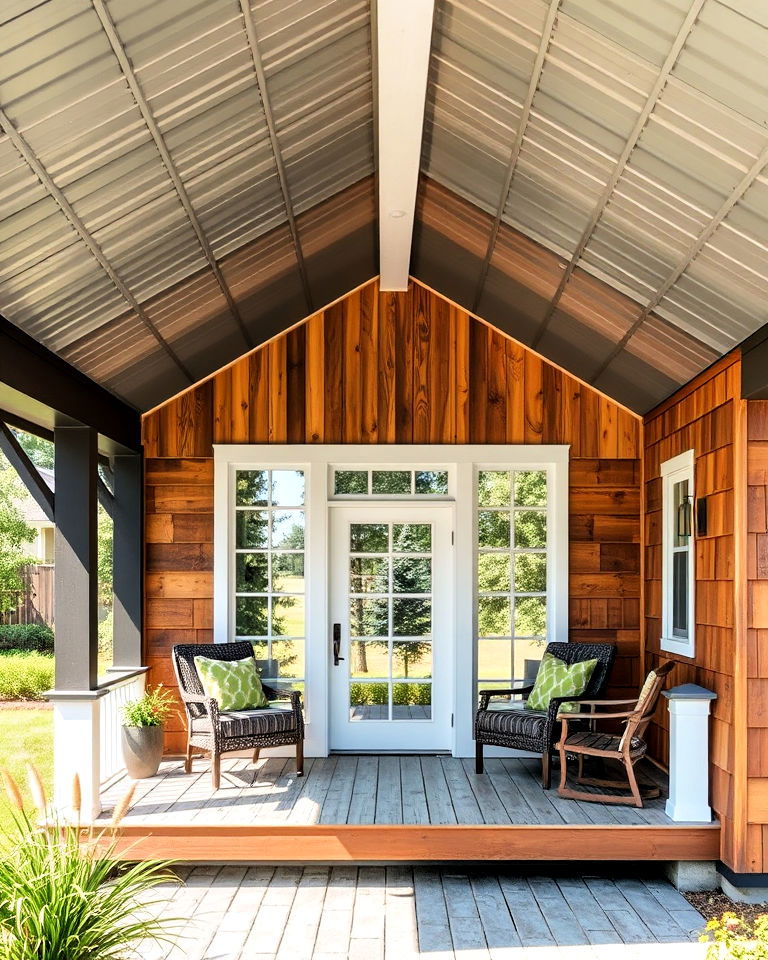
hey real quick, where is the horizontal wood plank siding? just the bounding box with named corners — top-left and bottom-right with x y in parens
top-left (143, 279), bottom-right (641, 754)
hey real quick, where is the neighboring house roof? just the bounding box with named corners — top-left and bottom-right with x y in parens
top-left (0, 0), bottom-right (767, 414)
top-left (17, 467), bottom-right (54, 525)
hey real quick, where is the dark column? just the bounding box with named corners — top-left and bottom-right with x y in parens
top-left (112, 453), bottom-right (143, 668)
top-left (54, 426), bottom-right (98, 690)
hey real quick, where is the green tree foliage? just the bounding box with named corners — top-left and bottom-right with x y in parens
top-left (0, 468), bottom-right (36, 614)
top-left (11, 430), bottom-right (54, 469)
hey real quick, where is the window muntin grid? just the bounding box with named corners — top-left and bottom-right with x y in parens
top-left (476, 469), bottom-right (548, 703)
top-left (333, 468), bottom-right (449, 497)
top-left (234, 469), bottom-right (305, 690)
top-left (347, 522), bottom-right (434, 721)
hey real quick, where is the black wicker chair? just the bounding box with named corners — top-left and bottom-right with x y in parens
top-left (172, 642), bottom-right (304, 789)
top-left (474, 641), bottom-right (616, 788)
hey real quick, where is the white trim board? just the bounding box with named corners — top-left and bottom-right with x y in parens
top-left (214, 444), bottom-right (570, 757)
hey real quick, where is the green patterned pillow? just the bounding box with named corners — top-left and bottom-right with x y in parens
top-left (194, 655), bottom-right (269, 711)
top-left (526, 652), bottom-right (598, 713)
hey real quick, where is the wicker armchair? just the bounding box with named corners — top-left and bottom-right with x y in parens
top-left (474, 641), bottom-right (616, 788)
top-left (172, 642), bottom-right (304, 789)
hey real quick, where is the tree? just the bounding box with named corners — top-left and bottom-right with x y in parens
top-left (12, 430), bottom-right (54, 469)
top-left (0, 467), bottom-right (36, 614)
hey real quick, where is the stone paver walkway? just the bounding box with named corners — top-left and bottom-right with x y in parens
top-left (137, 865), bottom-right (708, 959)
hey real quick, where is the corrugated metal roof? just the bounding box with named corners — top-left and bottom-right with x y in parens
top-left (1, 0), bottom-right (767, 415)
top-left (415, 0), bottom-right (768, 410)
top-left (0, 0), bottom-right (375, 409)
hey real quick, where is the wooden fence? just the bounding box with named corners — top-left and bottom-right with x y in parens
top-left (0, 565), bottom-right (54, 626)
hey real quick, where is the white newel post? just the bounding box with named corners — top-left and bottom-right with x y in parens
top-left (49, 691), bottom-right (107, 820)
top-left (663, 683), bottom-right (717, 823)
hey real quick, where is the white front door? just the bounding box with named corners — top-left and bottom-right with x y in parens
top-left (329, 506), bottom-right (454, 751)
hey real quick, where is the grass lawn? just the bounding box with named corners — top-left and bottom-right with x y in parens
top-left (0, 705), bottom-right (53, 837)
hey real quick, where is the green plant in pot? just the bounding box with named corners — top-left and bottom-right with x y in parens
top-left (121, 686), bottom-right (173, 779)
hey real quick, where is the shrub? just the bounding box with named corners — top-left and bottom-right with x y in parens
top-left (122, 686), bottom-right (174, 727)
top-left (0, 624), bottom-right (54, 654)
top-left (0, 652), bottom-right (54, 701)
top-left (0, 765), bottom-right (180, 959)
top-left (701, 912), bottom-right (768, 958)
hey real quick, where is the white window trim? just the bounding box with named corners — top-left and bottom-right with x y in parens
top-left (660, 449), bottom-right (696, 658)
top-left (214, 444), bottom-right (569, 758)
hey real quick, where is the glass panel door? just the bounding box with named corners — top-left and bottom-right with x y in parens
top-left (330, 506), bottom-right (453, 751)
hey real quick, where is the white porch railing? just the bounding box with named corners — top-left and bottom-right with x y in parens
top-left (98, 668), bottom-right (147, 784)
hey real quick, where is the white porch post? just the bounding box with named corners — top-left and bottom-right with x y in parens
top-left (663, 683), bottom-right (717, 822)
top-left (50, 692), bottom-right (106, 819)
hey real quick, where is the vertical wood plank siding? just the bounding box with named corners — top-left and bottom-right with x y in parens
top-left (643, 353), bottom-right (748, 871)
top-left (142, 280), bottom-right (641, 756)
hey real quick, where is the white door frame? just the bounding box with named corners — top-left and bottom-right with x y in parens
top-left (213, 444), bottom-right (569, 758)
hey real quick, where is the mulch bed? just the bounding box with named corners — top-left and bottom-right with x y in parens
top-left (686, 890), bottom-right (768, 923)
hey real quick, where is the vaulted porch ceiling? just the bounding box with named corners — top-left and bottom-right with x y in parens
top-left (1, 0), bottom-right (767, 414)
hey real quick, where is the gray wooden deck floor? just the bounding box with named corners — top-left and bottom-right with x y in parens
top-left (100, 755), bottom-right (673, 826)
top-left (136, 864), bottom-right (706, 960)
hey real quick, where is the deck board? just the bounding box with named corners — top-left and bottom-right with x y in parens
top-left (96, 754), bottom-right (719, 864)
top-left (101, 755), bottom-right (679, 828)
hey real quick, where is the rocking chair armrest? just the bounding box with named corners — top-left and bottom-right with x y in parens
top-left (546, 692), bottom-right (603, 723)
top-left (570, 698), bottom-right (637, 707)
top-left (479, 685), bottom-right (534, 710)
top-left (556, 708), bottom-right (639, 721)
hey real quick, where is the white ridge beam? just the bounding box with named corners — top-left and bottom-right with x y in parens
top-left (377, 0), bottom-right (435, 291)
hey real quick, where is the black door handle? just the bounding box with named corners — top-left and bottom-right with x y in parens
top-left (332, 623), bottom-right (344, 665)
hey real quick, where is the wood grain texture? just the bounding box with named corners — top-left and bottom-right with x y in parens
top-left (142, 279), bottom-right (641, 750)
top-left (745, 400), bottom-right (768, 870)
top-left (643, 353), bottom-right (758, 873)
top-left (104, 823), bottom-right (720, 863)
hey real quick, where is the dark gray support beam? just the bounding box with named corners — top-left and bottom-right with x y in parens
top-left (54, 426), bottom-right (99, 691)
top-left (742, 329), bottom-right (768, 400)
top-left (0, 315), bottom-right (142, 451)
top-left (0, 421), bottom-right (54, 521)
top-left (97, 476), bottom-right (114, 517)
top-left (112, 454), bottom-right (143, 669)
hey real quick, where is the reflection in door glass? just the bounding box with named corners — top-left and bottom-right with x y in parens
top-left (350, 523), bottom-right (389, 552)
top-left (393, 682), bottom-right (432, 719)
top-left (347, 520), bottom-right (433, 721)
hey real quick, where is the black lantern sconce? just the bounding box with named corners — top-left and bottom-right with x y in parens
top-left (677, 494), bottom-right (694, 539)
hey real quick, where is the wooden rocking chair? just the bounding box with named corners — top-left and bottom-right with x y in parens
top-left (555, 660), bottom-right (674, 807)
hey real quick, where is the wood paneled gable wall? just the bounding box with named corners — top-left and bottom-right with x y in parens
top-left (142, 278), bottom-right (642, 755)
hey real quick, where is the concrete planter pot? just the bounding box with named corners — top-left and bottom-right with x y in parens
top-left (121, 725), bottom-right (164, 779)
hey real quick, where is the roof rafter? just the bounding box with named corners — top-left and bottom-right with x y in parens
top-left (91, 0), bottom-right (254, 352)
top-left (0, 108), bottom-right (194, 384)
top-left (239, 0), bottom-right (314, 313)
top-left (589, 137), bottom-right (768, 386)
top-left (530, 0), bottom-right (707, 349)
top-left (471, 0), bottom-right (562, 314)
